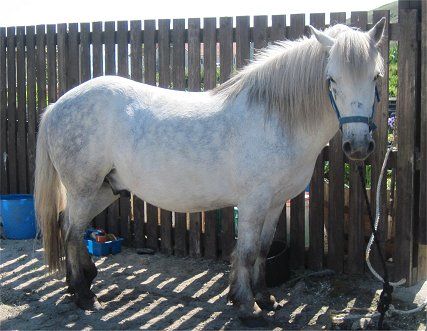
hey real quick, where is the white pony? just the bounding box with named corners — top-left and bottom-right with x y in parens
top-left (34, 19), bottom-right (385, 326)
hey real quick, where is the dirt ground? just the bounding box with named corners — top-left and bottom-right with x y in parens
top-left (1, 239), bottom-right (425, 330)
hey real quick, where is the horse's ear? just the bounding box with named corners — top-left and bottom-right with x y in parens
top-left (309, 25), bottom-right (335, 49)
top-left (367, 17), bottom-right (386, 46)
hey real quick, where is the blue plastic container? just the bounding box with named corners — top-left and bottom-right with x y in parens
top-left (84, 229), bottom-right (123, 256)
top-left (0, 194), bottom-right (37, 239)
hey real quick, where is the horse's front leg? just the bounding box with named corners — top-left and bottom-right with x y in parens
top-left (252, 203), bottom-right (285, 310)
top-left (228, 199), bottom-right (268, 326)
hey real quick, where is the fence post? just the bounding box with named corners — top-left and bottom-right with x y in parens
top-left (418, 0), bottom-right (427, 283)
top-left (395, 9), bottom-right (418, 285)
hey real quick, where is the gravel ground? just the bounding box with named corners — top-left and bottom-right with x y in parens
top-left (1, 239), bottom-right (426, 330)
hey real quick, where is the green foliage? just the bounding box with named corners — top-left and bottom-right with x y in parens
top-left (389, 44), bottom-right (398, 97)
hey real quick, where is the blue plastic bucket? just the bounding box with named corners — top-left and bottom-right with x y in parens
top-left (0, 194), bottom-right (37, 239)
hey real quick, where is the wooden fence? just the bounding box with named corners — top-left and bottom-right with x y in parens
top-left (0, 8), bottom-right (425, 285)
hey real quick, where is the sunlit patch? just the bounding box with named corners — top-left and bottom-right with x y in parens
top-left (118, 297), bottom-right (167, 324)
top-left (39, 286), bottom-right (67, 302)
top-left (2, 264), bottom-right (46, 286)
top-left (0, 254), bottom-right (28, 270)
top-left (140, 273), bottom-right (161, 285)
top-left (94, 257), bottom-right (107, 267)
top-left (308, 305), bottom-right (329, 325)
top-left (289, 303), bottom-right (307, 323)
top-left (65, 323), bottom-right (75, 328)
top-left (30, 313), bottom-right (43, 319)
top-left (192, 272), bottom-right (223, 298)
top-left (101, 288), bottom-right (134, 307)
top-left (157, 277), bottom-right (176, 289)
top-left (207, 286), bottom-right (229, 304)
top-left (139, 304), bottom-right (183, 329)
top-left (96, 284), bottom-right (120, 299)
top-left (101, 292), bottom-right (147, 321)
top-left (195, 311), bottom-right (222, 329)
top-left (0, 258), bottom-right (38, 279)
top-left (98, 263), bottom-right (120, 272)
top-left (173, 270), bottom-right (208, 293)
top-left (164, 307), bottom-right (203, 331)
top-left (13, 269), bottom-right (51, 290)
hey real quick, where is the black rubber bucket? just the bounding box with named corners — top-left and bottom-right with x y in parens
top-left (265, 240), bottom-right (290, 288)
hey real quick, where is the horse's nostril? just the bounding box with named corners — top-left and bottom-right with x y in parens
top-left (367, 140), bottom-right (375, 154)
top-left (343, 141), bottom-right (352, 154)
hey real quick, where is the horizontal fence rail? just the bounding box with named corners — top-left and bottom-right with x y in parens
top-left (0, 10), bottom-right (424, 285)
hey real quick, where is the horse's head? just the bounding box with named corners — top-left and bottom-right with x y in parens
top-left (309, 18), bottom-right (386, 161)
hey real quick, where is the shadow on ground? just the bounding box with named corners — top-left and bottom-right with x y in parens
top-left (1, 239), bottom-right (425, 330)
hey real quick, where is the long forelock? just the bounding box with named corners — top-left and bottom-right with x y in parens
top-left (327, 25), bottom-right (384, 78)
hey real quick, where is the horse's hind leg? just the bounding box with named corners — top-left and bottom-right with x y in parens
top-left (63, 185), bottom-right (118, 309)
top-left (252, 204), bottom-right (284, 310)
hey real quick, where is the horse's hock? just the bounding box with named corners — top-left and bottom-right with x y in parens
top-left (0, 1), bottom-right (426, 328)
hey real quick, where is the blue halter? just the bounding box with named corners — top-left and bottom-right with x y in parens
top-left (327, 78), bottom-right (380, 132)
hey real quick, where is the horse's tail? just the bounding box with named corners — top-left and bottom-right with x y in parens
top-left (34, 104), bottom-right (66, 273)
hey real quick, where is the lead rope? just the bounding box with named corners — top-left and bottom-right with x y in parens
top-left (358, 146), bottom-right (427, 329)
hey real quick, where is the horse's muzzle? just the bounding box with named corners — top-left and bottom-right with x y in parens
top-left (342, 137), bottom-right (375, 161)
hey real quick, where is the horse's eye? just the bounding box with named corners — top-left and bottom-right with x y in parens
top-left (329, 77), bottom-right (336, 84)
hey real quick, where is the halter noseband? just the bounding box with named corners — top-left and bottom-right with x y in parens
top-left (327, 78), bottom-right (380, 132)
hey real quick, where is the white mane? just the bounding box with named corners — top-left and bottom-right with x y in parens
top-left (212, 24), bottom-right (384, 131)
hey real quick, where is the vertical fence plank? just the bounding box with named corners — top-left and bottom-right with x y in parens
top-left (130, 20), bottom-right (144, 248)
top-left (203, 17), bottom-right (218, 258)
top-left (117, 20), bottom-right (131, 243)
top-left (92, 22), bottom-right (103, 78)
top-left (347, 11), bottom-right (368, 275)
top-left (174, 212), bottom-right (188, 256)
top-left (158, 19), bottom-right (171, 88)
top-left (142, 20), bottom-right (158, 249)
top-left (46, 24), bottom-right (57, 103)
top-left (219, 16), bottom-right (235, 261)
top-left (173, 18), bottom-right (186, 90)
top-left (203, 17), bottom-right (217, 90)
top-left (146, 203), bottom-right (159, 251)
top-left (253, 15), bottom-right (268, 50)
top-left (36, 25), bottom-right (47, 119)
top-left (26, 27), bottom-right (36, 193)
top-left (117, 21), bottom-right (129, 78)
top-left (133, 196), bottom-right (145, 248)
top-left (327, 12), bottom-right (346, 273)
top-left (395, 9), bottom-right (418, 285)
top-left (236, 16), bottom-right (250, 69)
top-left (57, 24), bottom-right (68, 97)
top-left (418, 0), bottom-right (427, 282)
top-left (144, 20), bottom-right (156, 85)
top-left (67, 23), bottom-right (79, 88)
top-left (187, 18), bottom-right (200, 91)
top-left (104, 21), bottom-right (119, 235)
top-left (91, 21), bottom-right (107, 229)
top-left (160, 209), bottom-right (173, 254)
top-left (271, 14), bottom-right (287, 244)
top-left (80, 23), bottom-right (91, 82)
top-left (189, 212), bottom-right (202, 257)
top-left (370, 10), bottom-right (390, 276)
top-left (16, 26), bottom-right (27, 193)
top-left (6, 27), bottom-right (17, 193)
top-left (204, 210), bottom-right (217, 259)
top-left (0, 27), bottom-right (6, 194)
top-left (105, 21), bottom-right (116, 75)
top-left (289, 14), bottom-right (306, 269)
top-left (130, 20), bottom-right (142, 83)
top-left (307, 13), bottom-right (326, 271)
top-left (270, 14), bottom-right (286, 43)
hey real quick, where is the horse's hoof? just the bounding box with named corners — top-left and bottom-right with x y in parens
top-left (66, 286), bottom-right (75, 294)
top-left (256, 294), bottom-right (282, 311)
top-left (239, 314), bottom-right (269, 328)
top-left (75, 295), bottom-right (103, 311)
